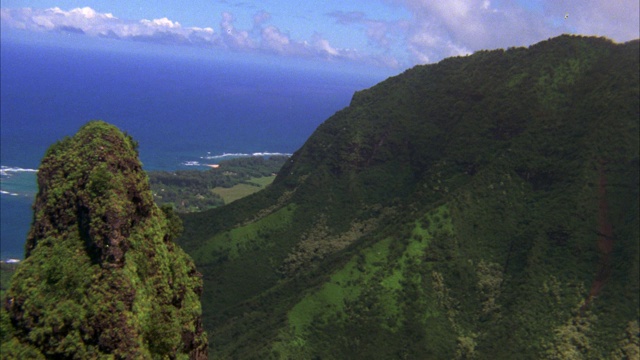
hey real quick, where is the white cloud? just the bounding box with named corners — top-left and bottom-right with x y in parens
top-left (0, 7), bottom-right (362, 65)
top-left (220, 11), bottom-right (255, 49)
top-left (0, 7), bottom-right (216, 43)
top-left (316, 38), bottom-right (339, 56)
top-left (397, 0), bottom-right (523, 61)
top-left (328, 0), bottom-right (637, 66)
top-left (386, 0), bottom-right (639, 64)
top-left (261, 26), bottom-right (291, 53)
top-left (68, 6), bottom-right (114, 19)
top-left (192, 26), bottom-right (215, 34)
top-left (141, 17), bottom-right (181, 29)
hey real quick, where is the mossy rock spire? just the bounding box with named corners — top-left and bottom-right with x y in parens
top-left (1, 121), bottom-right (208, 359)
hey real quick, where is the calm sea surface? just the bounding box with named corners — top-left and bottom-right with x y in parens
top-left (0, 39), bottom-right (382, 260)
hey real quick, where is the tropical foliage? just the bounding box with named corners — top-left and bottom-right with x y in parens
top-left (178, 35), bottom-right (639, 359)
top-left (0, 121), bottom-right (208, 359)
top-left (1, 35), bottom-right (637, 360)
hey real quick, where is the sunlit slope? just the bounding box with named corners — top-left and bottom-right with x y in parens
top-left (179, 35), bottom-right (639, 359)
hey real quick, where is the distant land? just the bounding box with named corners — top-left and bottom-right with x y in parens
top-left (148, 155), bottom-right (289, 212)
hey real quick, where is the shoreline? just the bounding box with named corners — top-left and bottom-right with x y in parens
top-left (0, 258), bottom-right (21, 264)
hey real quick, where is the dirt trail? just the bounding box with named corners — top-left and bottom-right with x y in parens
top-left (583, 161), bottom-right (613, 308)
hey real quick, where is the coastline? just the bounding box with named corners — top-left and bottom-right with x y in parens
top-left (0, 259), bottom-right (21, 264)
top-left (0, 152), bottom-right (290, 261)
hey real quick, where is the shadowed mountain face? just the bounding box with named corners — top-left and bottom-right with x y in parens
top-left (179, 35), bottom-right (639, 359)
top-left (1, 121), bottom-right (207, 359)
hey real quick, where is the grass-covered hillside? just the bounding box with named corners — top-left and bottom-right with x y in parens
top-left (179, 35), bottom-right (639, 359)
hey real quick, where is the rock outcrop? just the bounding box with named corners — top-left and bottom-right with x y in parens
top-left (1, 121), bottom-right (208, 359)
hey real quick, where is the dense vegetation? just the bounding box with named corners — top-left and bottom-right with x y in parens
top-left (178, 35), bottom-right (639, 359)
top-left (148, 156), bottom-right (288, 213)
top-left (0, 262), bottom-right (19, 300)
top-left (0, 122), bottom-right (208, 358)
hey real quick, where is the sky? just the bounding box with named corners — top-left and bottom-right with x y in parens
top-left (1, 0), bottom-right (639, 74)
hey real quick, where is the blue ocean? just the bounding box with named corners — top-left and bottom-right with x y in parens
top-left (0, 37), bottom-right (384, 260)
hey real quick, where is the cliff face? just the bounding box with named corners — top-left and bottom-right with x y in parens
top-left (179, 35), bottom-right (639, 359)
top-left (1, 121), bottom-right (207, 359)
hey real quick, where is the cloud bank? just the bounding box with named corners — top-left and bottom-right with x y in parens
top-left (424, 0), bottom-right (638, 60)
top-left (0, 7), bottom-right (380, 65)
top-left (331, 0), bottom-right (638, 64)
top-left (1, 1), bottom-right (638, 69)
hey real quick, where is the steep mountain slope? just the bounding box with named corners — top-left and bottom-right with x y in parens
top-left (180, 35), bottom-right (639, 359)
top-left (0, 122), bottom-right (208, 359)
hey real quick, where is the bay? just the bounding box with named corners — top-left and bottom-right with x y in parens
top-left (0, 38), bottom-right (382, 259)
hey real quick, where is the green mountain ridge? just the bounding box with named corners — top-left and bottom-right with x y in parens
top-left (1, 122), bottom-right (208, 359)
top-left (178, 35), bottom-right (639, 359)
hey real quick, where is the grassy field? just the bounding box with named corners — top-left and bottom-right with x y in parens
top-left (190, 203), bottom-right (296, 264)
top-left (211, 175), bottom-right (276, 204)
top-left (284, 204), bottom-right (450, 336)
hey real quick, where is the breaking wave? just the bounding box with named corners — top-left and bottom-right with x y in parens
top-left (200, 152), bottom-right (292, 160)
top-left (181, 152), bottom-right (292, 167)
top-left (0, 165), bottom-right (38, 197)
top-left (0, 166), bottom-right (38, 177)
top-left (182, 161), bottom-right (204, 167)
